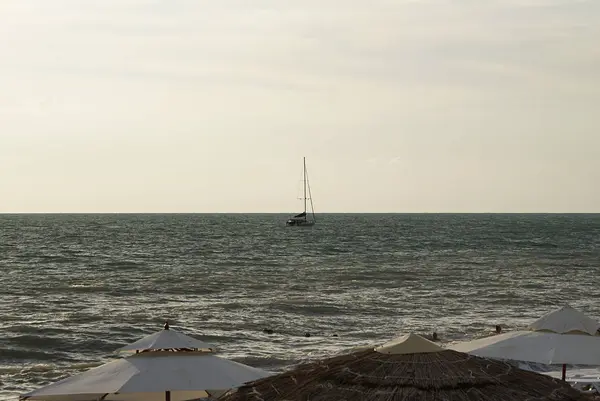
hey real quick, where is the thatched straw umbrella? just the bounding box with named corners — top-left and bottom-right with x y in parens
top-left (220, 333), bottom-right (591, 401)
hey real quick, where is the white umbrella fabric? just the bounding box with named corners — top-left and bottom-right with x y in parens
top-left (119, 323), bottom-right (215, 353)
top-left (529, 305), bottom-right (599, 335)
top-left (449, 305), bottom-right (600, 381)
top-left (20, 351), bottom-right (270, 401)
top-left (21, 324), bottom-right (271, 401)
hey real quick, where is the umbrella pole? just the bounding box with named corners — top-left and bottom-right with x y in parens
top-left (165, 391), bottom-right (171, 401)
top-left (562, 364), bottom-right (566, 381)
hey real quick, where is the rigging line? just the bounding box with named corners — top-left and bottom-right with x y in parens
top-left (305, 164), bottom-right (316, 222)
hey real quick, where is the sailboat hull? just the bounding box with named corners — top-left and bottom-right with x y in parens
top-left (285, 219), bottom-right (315, 227)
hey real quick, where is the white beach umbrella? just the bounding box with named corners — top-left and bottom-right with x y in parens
top-left (20, 351), bottom-right (270, 401)
top-left (20, 323), bottom-right (271, 401)
top-left (449, 305), bottom-right (600, 381)
top-left (528, 305), bottom-right (599, 335)
top-left (118, 322), bottom-right (216, 353)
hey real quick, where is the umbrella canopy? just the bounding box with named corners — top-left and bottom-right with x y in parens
top-left (220, 333), bottom-right (587, 401)
top-left (449, 330), bottom-right (600, 366)
top-left (119, 323), bottom-right (215, 353)
top-left (448, 305), bottom-right (600, 381)
top-left (21, 351), bottom-right (271, 401)
top-left (528, 305), bottom-right (599, 335)
top-left (21, 324), bottom-right (270, 401)
top-left (374, 333), bottom-right (444, 354)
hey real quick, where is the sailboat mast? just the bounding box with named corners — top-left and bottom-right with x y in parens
top-left (303, 157), bottom-right (307, 219)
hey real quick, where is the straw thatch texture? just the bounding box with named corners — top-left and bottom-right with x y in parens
top-left (221, 349), bottom-right (591, 401)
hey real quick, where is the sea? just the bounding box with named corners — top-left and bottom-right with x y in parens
top-left (1, 213), bottom-right (600, 399)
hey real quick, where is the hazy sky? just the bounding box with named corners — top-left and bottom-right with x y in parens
top-left (1, 0), bottom-right (599, 213)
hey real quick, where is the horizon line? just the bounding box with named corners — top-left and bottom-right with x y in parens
top-left (1, 212), bottom-right (600, 215)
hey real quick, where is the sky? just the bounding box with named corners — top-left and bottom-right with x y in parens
top-left (1, 0), bottom-right (599, 213)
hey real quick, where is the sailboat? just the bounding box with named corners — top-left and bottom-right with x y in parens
top-left (286, 157), bottom-right (315, 227)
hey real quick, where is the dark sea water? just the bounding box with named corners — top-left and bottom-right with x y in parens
top-left (1, 213), bottom-right (600, 399)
